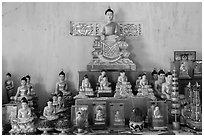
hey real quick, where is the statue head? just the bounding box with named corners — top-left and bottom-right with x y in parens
top-left (105, 6), bottom-right (114, 22)
top-left (6, 72), bottom-right (11, 78)
top-left (25, 74), bottom-right (31, 82)
top-left (142, 73), bottom-right (147, 80)
top-left (120, 70), bottom-right (125, 76)
top-left (165, 72), bottom-right (172, 83)
top-left (138, 74), bottom-right (142, 80)
top-left (21, 97), bottom-right (28, 109)
top-left (158, 69), bottom-right (165, 80)
top-left (151, 69), bottom-right (158, 80)
top-left (52, 94), bottom-right (58, 101)
top-left (47, 98), bottom-right (53, 107)
top-left (58, 94), bottom-right (63, 102)
top-left (101, 69), bottom-right (106, 76)
top-left (59, 70), bottom-right (65, 81)
top-left (21, 77), bottom-right (27, 86)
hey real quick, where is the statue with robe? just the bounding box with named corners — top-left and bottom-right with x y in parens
top-left (87, 7), bottom-right (136, 71)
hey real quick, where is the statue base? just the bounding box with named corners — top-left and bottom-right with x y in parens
top-left (87, 59), bottom-right (136, 71)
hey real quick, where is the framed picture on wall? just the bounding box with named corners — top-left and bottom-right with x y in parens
top-left (92, 101), bottom-right (106, 129)
top-left (147, 101), bottom-right (168, 130)
top-left (174, 51), bottom-right (196, 61)
top-left (193, 60), bottom-right (202, 78)
top-left (109, 103), bottom-right (125, 130)
top-left (172, 60), bottom-right (194, 79)
top-left (71, 105), bottom-right (89, 127)
top-left (172, 51), bottom-right (195, 79)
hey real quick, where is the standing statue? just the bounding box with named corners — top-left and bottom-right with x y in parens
top-left (87, 6), bottom-right (136, 71)
top-left (5, 73), bottom-right (15, 102)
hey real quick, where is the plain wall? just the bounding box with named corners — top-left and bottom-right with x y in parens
top-left (2, 2), bottom-right (202, 109)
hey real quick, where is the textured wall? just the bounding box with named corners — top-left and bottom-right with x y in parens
top-left (2, 2), bottom-right (202, 108)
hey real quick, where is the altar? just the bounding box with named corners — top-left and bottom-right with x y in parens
top-left (74, 97), bottom-right (149, 126)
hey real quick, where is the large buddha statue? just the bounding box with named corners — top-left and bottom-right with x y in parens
top-left (87, 7), bottom-right (136, 71)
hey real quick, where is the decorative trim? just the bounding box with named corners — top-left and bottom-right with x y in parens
top-left (70, 21), bottom-right (143, 37)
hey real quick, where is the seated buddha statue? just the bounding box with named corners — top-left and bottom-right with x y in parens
top-left (52, 94), bottom-right (58, 109)
top-left (55, 70), bottom-right (71, 96)
top-left (12, 77), bottom-right (32, 102)
top-left (88, 7), bottom-right (136, 71)
top-left (10, 97), bottom-right (35, 134)
top-left (98, 70), bottom-right (106, 84)
top-left (80, 74), bottom-right (94, 96)
top-left (135, 74), bottom-right (142, 89)
top-left (137, 73), bottom-right (156, 100)
top-left (95, 108), bottom-right (104, 121)
top-left (98, 75), bottom-right (112, 92)
top-left (139, 73), bottom-right (149, 88)
top-left (56, 94), bottom-right (65, 112)
top-left (153, 106), bottom-right (163, 119)
top-left (114, 110), bottom-right (122, 122)
top-left (41, 99), bottom-right (59, 121)
top-left (114, 70), bottom-right (133, 98)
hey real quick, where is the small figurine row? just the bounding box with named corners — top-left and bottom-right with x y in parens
top-left (5, 73), bottom-right (35, 102)
top-left (78, 69), bottom-right (174, 100)
top-left (5, 69), bottom-right (72, 103)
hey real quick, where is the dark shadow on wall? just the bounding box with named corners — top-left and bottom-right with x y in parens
top-left (2, 56), bottom-right (8, 104)
top-left (66, 72), bottom-right (77, 96)
top-left (34, 75), bottom-right (50, 112)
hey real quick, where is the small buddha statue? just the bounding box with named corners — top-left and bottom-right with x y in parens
top-left (98, 69), bottom-right (106, 84)
top-left (114, 70), bottom-right (133, 98)
top-left (5, 73), bottom-right (14, 102)
top-left (137, 73), bottom-right (155, 100)
top-left (80, 74), bottom-right (94, 96)
top-left (41, 99), bottom-right (59, 121)
top-left (154, 69), bottom-right (166, 100)
top-left (55, 70), bottom-right (70, 96)
top-left (139, 73), bottom-right (149, 88)
top-left (161, 72), bottom-right (173, 100)
top-left (95, 108), bottom-right (104, 121)
top-left (114, 110), bottom-right (122, 122)
top-left (153, 106), bottom-right (163, 119)
top-left (56, 94), bottom-right (64, 111)
top-left (81, 75), bottom-right (91, 90)
top-left (99, 75), bottom-right (111, 90)
top-left (52, 94), bottom-right (58, 109)
top-left (13, 77), bottom-right (31, 101)
top-left (135, 74), bottom-right (142, 89)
